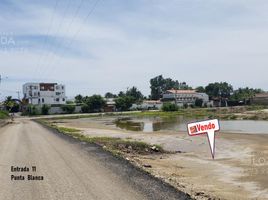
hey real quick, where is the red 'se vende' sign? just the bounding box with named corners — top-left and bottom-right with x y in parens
top-left (187, 119), bottom-right (220, 159)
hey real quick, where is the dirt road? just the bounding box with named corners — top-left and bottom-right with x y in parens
top-left (0, 118), bottom-right (190, 200)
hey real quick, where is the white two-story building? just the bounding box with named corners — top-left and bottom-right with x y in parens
top-left (23, 83), bottom-right (66, 105)
top-left (162, 89), bottom-right (209, 106)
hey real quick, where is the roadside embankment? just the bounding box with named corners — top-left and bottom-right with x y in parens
top-left (0, 111), bottom-right (9, 127)
top-left (36, 119), bottom-right (167, 158)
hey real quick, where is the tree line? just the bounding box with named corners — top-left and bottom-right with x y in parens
top-left (74, 86), bottom-right (144, 112)
top-left (2, 74), bottom-right (264, 114)
top-left (149, 75), bottom-right (263, 102)
top-left (71, 74), bottom-right (264, 112)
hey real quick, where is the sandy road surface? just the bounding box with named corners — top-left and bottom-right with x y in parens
top-left (0, 118), bottom-right (190, 200)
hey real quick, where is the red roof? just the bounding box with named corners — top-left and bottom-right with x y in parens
top-left (255, 93), bottom-right (268, 98)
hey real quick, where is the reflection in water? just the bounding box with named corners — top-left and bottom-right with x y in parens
top-left (114, 116), bottom-right (192, 132)
top-left (114, 117), bottom-right (268, 134)
top-left (115, 118), bottom-right (144, 131)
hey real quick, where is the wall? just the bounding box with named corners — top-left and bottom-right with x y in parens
top-left (252, 98), bottom-right (268, 105)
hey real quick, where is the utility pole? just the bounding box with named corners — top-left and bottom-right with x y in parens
top-left (16, 91), bottom-right (20, 100)
top-left (0, 74), bottom-right (8, 86)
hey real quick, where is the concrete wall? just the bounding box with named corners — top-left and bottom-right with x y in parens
top-left (252, 98), bottom-right (268, 105)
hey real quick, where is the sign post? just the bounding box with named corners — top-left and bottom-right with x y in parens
top-left (187, 119), bottom-right (220, 159)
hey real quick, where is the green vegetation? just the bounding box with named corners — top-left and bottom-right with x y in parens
top-left (61, 104), bottom-right (75, 114)
top-left (75, 94), bottom-right (106, 113)
top-left (131, 109), bottom-right (210, 118)
top-left (38, 105), bottom-right (268, 122)
top-left (195, 86), bottom-right (205, 93)
top-left (104, 92), bottom-right (117, 98)
top-left (25, 105), bottom-right (40, 116)
top-left (115, 96), bottom-right (135, 111)
top-left (205, 82), bottom-right (233, 99)
top-left (161, 102), bottom-right (179, 112)
top-left (41, 105), bottom-right (50, 115)
top-left (194, 98), bottom-right (203, 107)
top-left (3, 96), bottom-right (20, 112)
top-left (245, 105), bottom-right (267, 111)
top-left (230, 87), bottom-right (263, 101)
top-left (0, 110), bottom-right (9, 119)
top-left (125, 86), bottom-right (144, 102)
top-left (56, 126), bottom-right (81, 133)
top-left (74, 94), bottom-right (83, 104)
top-left (150, 75), bottom-right (191, 100)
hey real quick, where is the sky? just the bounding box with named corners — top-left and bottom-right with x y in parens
top-left (0, 0), bottom-right (268, 100)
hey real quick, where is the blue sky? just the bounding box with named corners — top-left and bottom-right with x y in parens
top-left (0, 0), bottom-right (268, 100)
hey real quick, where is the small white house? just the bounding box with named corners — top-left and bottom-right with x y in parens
top-left (131, 100), bottom-right (163, 110)
top-left (23, 82), bottom-right (66, 105)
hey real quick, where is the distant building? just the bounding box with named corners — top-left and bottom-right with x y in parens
top-left (162, 89), bottom-right (209, 106)
top-left (104, 98), bottom-right (116, 112)
top-left (23, 83), bottom-right (66, 105)
top-left (131, 100), bottom-right (163, 110)
top-left (252, 93), bottom-right (268, 105)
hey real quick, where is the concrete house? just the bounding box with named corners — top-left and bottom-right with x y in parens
top-left (252, 93), bottom-right (268, 105)
top-left (162, 89), bottom-right (209, 106)
top-left (131, 100), bottom-right (163, 110)
top-left (23, 82), bottom-right (66, 105)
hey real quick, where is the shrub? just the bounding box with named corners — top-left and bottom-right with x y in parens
top-left (161, 102), bottom-right (179, 112)
top-left (61, 105), bottom-right (75, 114)
top-left (115, 96), bottom-right (135, 111)
top-left (81, 104), bottom-right (90, 113)
top-left (27, 105), bottom-right (39, 116)
top-left (84, 95), bottom-right (106, 112)
top-left (41, 105), bottom-right (50, 115)
top-left (195, 98), bottom-right (203, 107)
top-left (0, 110), bottom-right (9, 119)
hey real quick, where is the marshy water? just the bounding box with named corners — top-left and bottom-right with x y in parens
top-left (114, 116), bottom-right (268, 134)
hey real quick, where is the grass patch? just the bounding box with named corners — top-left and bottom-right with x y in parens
top-left (0, 111), bottom-right (9, 119)
top-left (131, 109), bottom-right (212, 119)
top-left (56, 126), bottom-right (81, 133)
top-left (43, 111), bottom-right (140, 121)
top-left (45, 114), bottom-right (102, 120)
top-left (246, 105), bottom-right (267, 111)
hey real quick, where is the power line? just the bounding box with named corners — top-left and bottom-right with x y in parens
top-left (43, 0), bottom-right (101, 79)
top-left (32, 0), bottom-right (60, 79)
top-left (39, 0), bottom-right (87, 79)
top-left (36, 0), bottom-right (72, 79)
top-left (36, 0), bottom-right (74, 78)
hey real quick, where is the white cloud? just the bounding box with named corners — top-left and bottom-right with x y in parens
top-left (1, 0), bottom-right (268, 98)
